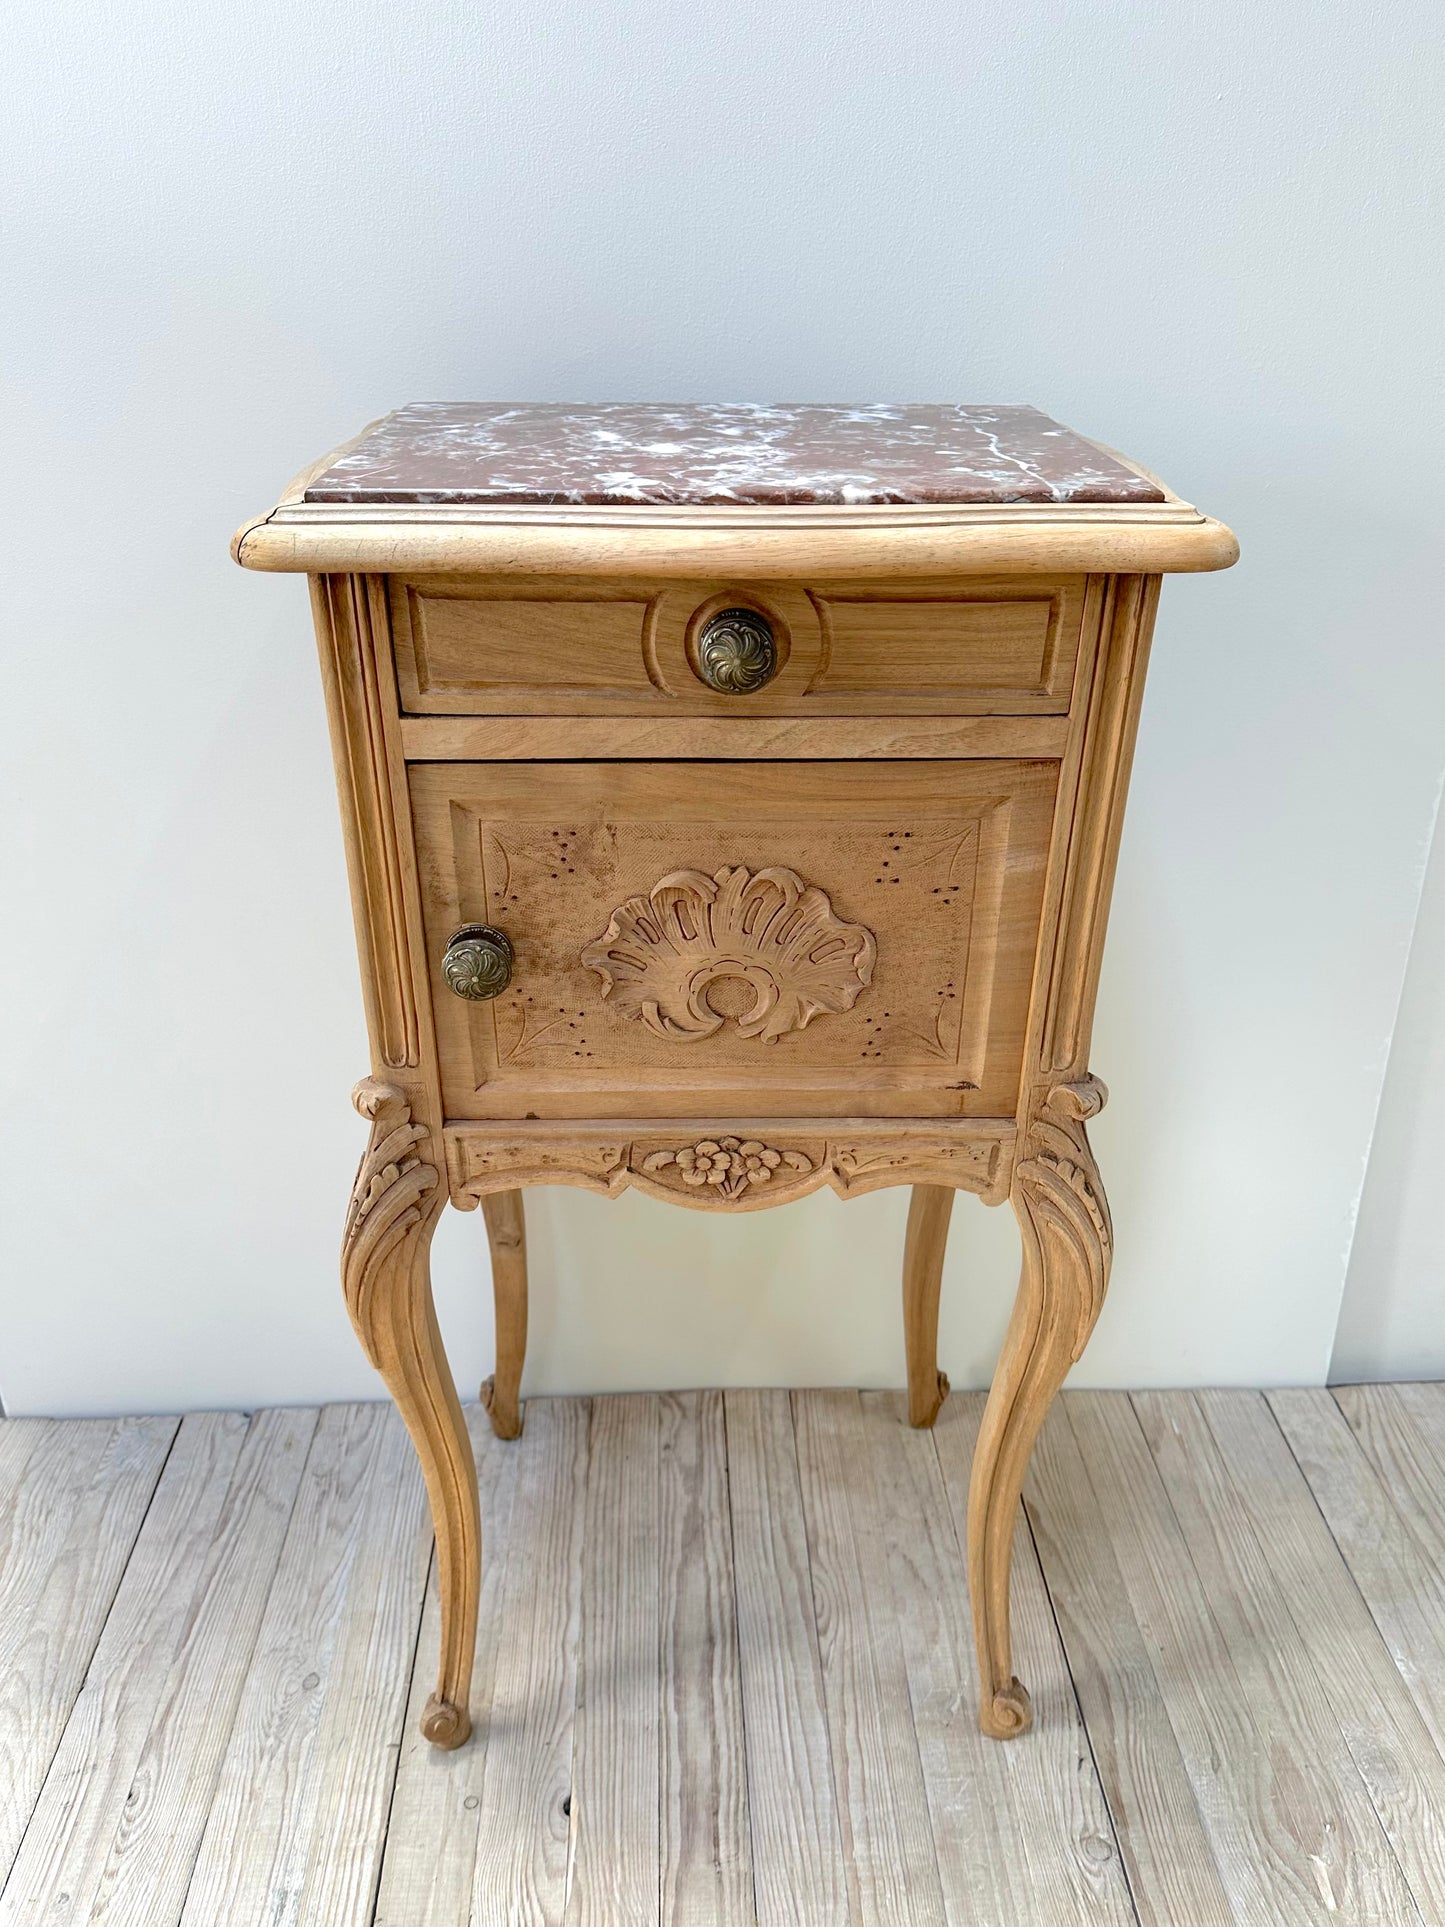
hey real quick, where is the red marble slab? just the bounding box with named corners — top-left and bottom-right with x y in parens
top-left (304, 403), bottom-right (1165, 507)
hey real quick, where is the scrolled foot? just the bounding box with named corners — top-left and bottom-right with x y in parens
top-left (421, 1694), bottom-right (472, 1749)
top-left (344, 1081), bottom-right (481, 1762)
top-left (980, 1677), bottom-right (1033, 1740)
top-left (909, 1369), bottom-right (950, 1429)
top-left (480, 1373), bottom-right (523, 1441)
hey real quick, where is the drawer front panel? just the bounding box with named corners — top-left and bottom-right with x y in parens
top-left (411, 760), bottom-right (1057, 1120)
top-left (810, 594), bottom-right (1058, 696)
top-left (391, 575), bottom-right (1090, 716)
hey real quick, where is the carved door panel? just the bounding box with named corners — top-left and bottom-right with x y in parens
top-left (410, 761), bottom-right (1057, 1120)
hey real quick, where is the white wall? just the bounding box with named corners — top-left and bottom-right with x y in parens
top-left (1332, 790), bottom-right (1445, 1383)
top-left (3, 0), bottom-right (1442, 1415)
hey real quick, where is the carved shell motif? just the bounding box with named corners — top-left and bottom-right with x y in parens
top-left (580, 864), bottom-right (876, 1043)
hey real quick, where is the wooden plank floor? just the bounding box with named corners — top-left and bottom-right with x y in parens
top-left (2, 1388), bottom-right (1444, 1925)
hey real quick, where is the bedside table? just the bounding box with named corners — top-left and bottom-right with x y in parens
top-left (234, 402), bottom-right (1236, 1749)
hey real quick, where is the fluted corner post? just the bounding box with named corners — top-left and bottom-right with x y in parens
top-left (343, 1077), bottom-right (480, 1749)
top-left (968, 1075), bottom-right (1112, 1739)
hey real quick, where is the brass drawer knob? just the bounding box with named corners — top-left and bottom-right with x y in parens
top-left (442, 924), bottom-right (513, 1000)
top-left (695, 608), bottom-right (778, 694)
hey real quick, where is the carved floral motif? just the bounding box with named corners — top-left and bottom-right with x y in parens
top-left (581, 864), bottom-right (875, 1044)
top-left (445, 1121), bottom-right (1008, 1210)
top-left (641, 1135), bottom-right (814, 1198)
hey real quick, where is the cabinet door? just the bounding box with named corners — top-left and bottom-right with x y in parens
top-left (411, 761), bottom-right (1057, 1120)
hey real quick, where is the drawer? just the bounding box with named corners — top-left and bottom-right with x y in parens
top-left (411, 760), bottom-right (1057, 1120)
top-left (390, 574), bottom-right (1092, 716)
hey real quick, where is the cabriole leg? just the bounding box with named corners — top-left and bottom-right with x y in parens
top-left (343, 1078), bottom-right (480, 1749)
top-left (968, 1077), bottom-right (1111, 1739)
top-left (479, 1188), bottom-right (528, 1440)
top-left (902, 1184), bottom-right (954, 1427)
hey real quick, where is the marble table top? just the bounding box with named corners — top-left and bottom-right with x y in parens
top-left (304, 403), bottom-right (1165, 508)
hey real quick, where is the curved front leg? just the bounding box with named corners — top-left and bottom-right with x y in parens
top-left (479, 1189), bottom-right (528, 1440)
top-left (968, 1077), bottom-right (1111, 1739)
top-left (344, 1079), bottom-right (479, 1749)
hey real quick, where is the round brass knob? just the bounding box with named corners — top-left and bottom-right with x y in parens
top-left (442, 924), bottom-right (513, 1000)
top-left (694, 608), bottom-right (778, 694)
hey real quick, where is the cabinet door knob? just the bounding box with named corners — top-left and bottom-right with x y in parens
top-left (442, 924), bottom-right (514, 1000)
top-left (695, 608), bottom-right (778, 694)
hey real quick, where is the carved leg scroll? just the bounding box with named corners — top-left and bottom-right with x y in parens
top-left (968, 1076), bottom-right (1112, 1739)
top-left (902, 1185), bottom-right (953, 1427)
top-left (479, 1189), bottom-right (528, 1440)
top-left (344, 1079), bottom-right (479, 1749)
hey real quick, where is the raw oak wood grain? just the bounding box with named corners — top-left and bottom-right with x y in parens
top-left (1275, 1387), bottom-right (1445, 1764)
top-left (1070, 1392), bottom-right (1398, 1927)
top-left (1199, 1389), bottom-right (1445, 1918)
top-left (0, 1413), bottom-right (250, 1927)
top-left (566, 1395), bottom-right (661, 1927)
top-left (5, 1389), bottom-right (1445, 1924)
top-left (469, 1398), bottom-right (591, 1927)
top-left (864, 1390), bottom-right (1029, 1922)
top-left (373, 1409), bottom-right (524, 1927)
top-left (1024, 1405), bottom-right (1235, 1927)
top-left (901, 1188), bottom-right (953, 1429)
top-left (935, 1396), bottom-right (1136, 1925)
top-left (658, 1391), bottom-right (754, 1927)
top-left (177, 1403), bottom-right (429, 1927)
top-left (0, 1402), bottom-right (315, 1927)
top-left (479, 1189), bottom-right (527, 1441)
top-left (242, 412), bottom-right (1234, 1743)
top-left (793, 1390), bottom-right (947, 1927)
top-left (1133, 1391), bottom-right (1421, 1926)
top-left (0, 1417), bottom-right (177, 1887)
top-left (724, 1390), bottom-right (850, 1927)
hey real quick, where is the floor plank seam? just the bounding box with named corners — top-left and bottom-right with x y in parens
top-left (1021, 1487), bottom-right (1145, 1927)
top-left (1107, 1391), bottom-right (1272, 1923)
top-left (1262, 1392), bottom-right (1445, 1760)
top-left (1146, 1389), bottom-right (1435, 1927)
top-left (0, 1416), bottom-right (183, 1914)
top-left (871, 1398), bottom-right (953, 1927)
top-left (784, 1388), bottom-right (853, 1907)
top-left (371, 1537), bottom-right (440, 1927)
top-left (164, 1408), bottom-right (323, 1927)
top-left (712, 1393), bottom-right (761, 1927)
top-left (560, 1397), bottom-right (593, 1924)
top-left (1282, 1389), bottom-right (1445, 1769)
top-left (1261, 1390), bottom-right (1445, 1921)
top-left (720, 1392), bottom-right (773, 1927)
top-left (11, 1391), bottom-right (1445, 1927)
top-left (1330, 1385), bottom-right (1445, 1584)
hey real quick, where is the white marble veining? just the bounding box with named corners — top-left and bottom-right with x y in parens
top-left (305, 402), bottom-right (1163, 506)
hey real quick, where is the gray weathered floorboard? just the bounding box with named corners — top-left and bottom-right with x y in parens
top-left (0, 1416), bottom-right (178, 1890)
top-left (1200, 1390), bottom-right (1445, 1918)
top-left (1, 1409), bottom-right (314, 1927)
top-left (725, 1388), bottom-right (851, 1927)
top-left (658, 1390), bottom-right (754, 1927)
top-left (469, 1397), bottom-right (591, 1927)
top-left (177, 1402), bottom-right (430, 1927)
top-left (566, 1394), bottom-right (660, 1927)
top-left (2, 1386), bottom-right (1444, 1927)
top-left (933, 1395), bottom-right (1138, 1927)
top-left (1133, 1391), bottom-right (1422, 1925)
top-left (1025, 1403), bottom-right (1235, 1927)
top-left (373, 1408), bottom-right (523, 1927)
top-left (793, 1389), bottom-right (947, 1927)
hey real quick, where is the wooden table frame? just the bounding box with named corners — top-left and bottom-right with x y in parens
top-left (240, 442), bottom-right (1234, 1752)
